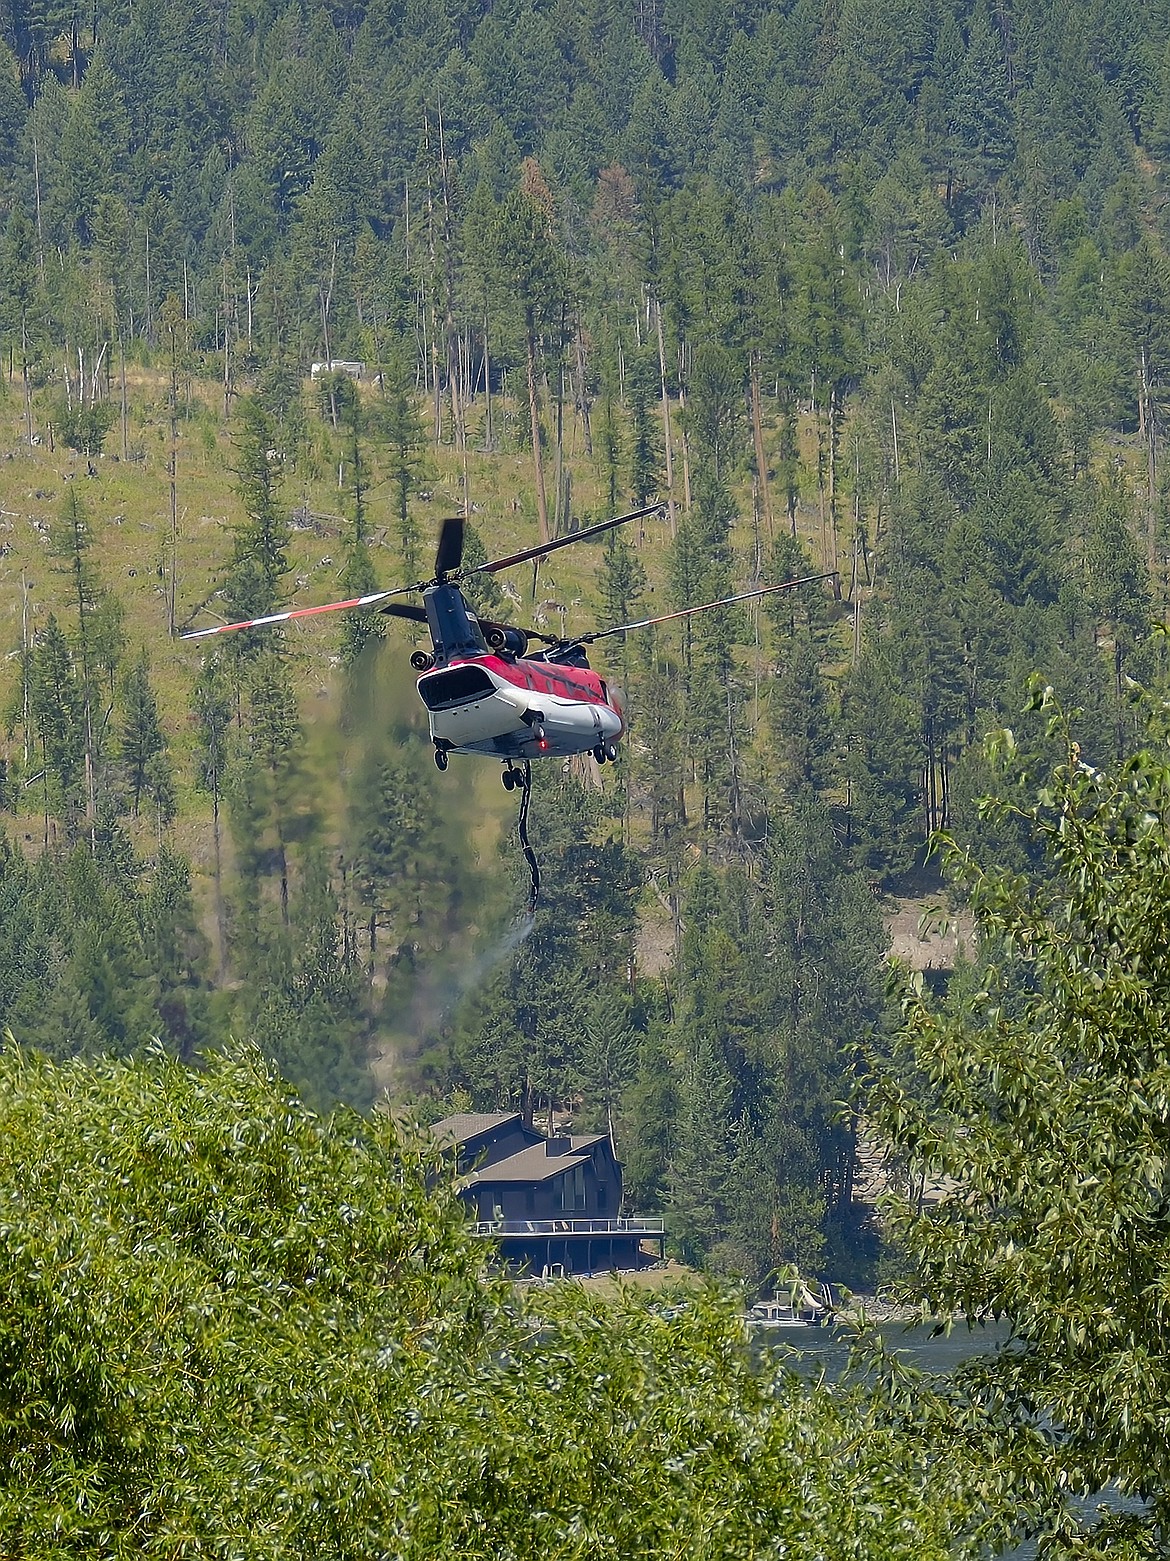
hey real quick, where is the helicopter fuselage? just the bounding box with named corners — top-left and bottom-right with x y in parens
top-left (418, 653), bottom-right (624, 759)
top-left (415, 581), bottom-right (623, 762)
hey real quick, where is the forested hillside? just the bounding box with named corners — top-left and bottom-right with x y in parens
top-left (2, 0), bottom-right (1170, 1281)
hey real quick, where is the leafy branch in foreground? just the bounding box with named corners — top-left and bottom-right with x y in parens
top-left (869, 681), bottom-right (1170, 1557)
top-left (0, 1042), bottom-right (993, 1558)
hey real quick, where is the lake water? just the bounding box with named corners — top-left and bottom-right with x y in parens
top-left (756, 1320), bottom-right (1138, 1560)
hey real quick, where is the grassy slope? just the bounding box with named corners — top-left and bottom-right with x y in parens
top-left (0, 363), bottom-right (842, 872)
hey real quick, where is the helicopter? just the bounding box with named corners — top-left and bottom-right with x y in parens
top-left (182, 505), bottom-right (836, 785)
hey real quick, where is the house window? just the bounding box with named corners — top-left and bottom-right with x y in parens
top-left (558, 1163), bottom-right (587, 1212)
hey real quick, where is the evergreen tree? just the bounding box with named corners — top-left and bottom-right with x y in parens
top-left (140, 844), bottom-right (211, 1060)
top-left (28, 615), bottom-right (85, 829)
top-left (117, 651), bottom-right (166, 819)
top-left (667, 1027), bottom-right (734, 1265)
top-left (48, 488), bottom-right (103, 830)
top-left (374, 344), bottom-right (428, 580)
top-left (842, 646), bottom-right (923, 883)
top-left (229, 651), bottom-right (307, 941)
top-left (221, 396), bottom-right (291, 648)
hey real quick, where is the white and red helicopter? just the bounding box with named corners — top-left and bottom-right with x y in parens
top-left (183, 506), bottom-right (834, 786)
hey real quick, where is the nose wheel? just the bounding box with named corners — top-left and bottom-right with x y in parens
top-left (434, 745), bottom-right (449, 771)
top-left (502, 763), bottom-right (519, 790)
top-left (593, 742), bottom-right (619, 764)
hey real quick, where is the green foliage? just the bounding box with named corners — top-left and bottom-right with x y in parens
top-left (221, 395), bottom-right (291, 639)
top-left (0, 1042), bottom-right (1004, 1559)
top-left (868, 687), bottom-right (1170, 1554)
top-left (116, 650), bottom-right (166, 818)
top-left (372, 345), bottom-right (428, 579)
top-left (53, 398), bottom-right (117, 455)
top-left (27, 614), bottom-right (84, 802)
top-left (0, 831), bottom-right (175, 1058)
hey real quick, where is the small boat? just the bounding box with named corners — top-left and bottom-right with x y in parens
top-left (746, 1300), bottom-right (820, 1329)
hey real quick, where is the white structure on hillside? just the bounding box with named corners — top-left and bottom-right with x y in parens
top-left (310, 361), bottom-right (366, 381)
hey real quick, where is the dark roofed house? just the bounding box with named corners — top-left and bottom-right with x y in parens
top-left (429, 1112), bottom-right (664, 1276)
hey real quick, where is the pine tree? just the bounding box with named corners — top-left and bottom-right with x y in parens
top-left (221, 396), bottom-right (291, 648)
top-left (667, 1028), bottom-right (733, 1265)
top-left (627, 346), bottom-right (662, 505)
top-left (118, 651), bottom-right (165, 818)
top-left (769, 637), bottom-right (838, 797)
top-left (374, 345), bottom-right (428, 580)
top-left (192, 655), bottom-right (232, 978)
top-left (842, 647), bottom-right (923, 883)
top-left (140, 845), bottom-right (211, 1060)
top-left (486, 177), bottom-right (569, 546)
top-left (230, 652), bottom-right (307, 937)
top-left (28, 615), bottom-right (85, 831)
top-left (48, 488), bottom-right (102, 831)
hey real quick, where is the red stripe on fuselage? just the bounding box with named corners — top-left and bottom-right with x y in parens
top-left (439, 654), bottom-right (612, 708)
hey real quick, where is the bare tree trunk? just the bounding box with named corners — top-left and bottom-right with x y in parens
top-left (321, 243), bottom-right (338, 427)
top-left (70, 547), bottom-right (97, 846)
top-left (890, 397), bottom-right (900, 484)
top-left (457, 329), bottom-right (470, 514)
top-left (221, 258), bottom-right (232, 418)
top-left (815, 379), bottom-right (828, 570)
top-left (483, 311), bottom-right (494, 450)
top-left (526, 324), bottom-right (550, 545)
top-left (553, 309), bottom-right (566, 534)
top-left (655, 297), bottom-right (675, 536)
top-left (168, 334), bottom-right (179, 636)
top-left (32, 133), bottom-right (45, 285)
top-left (144, 224), bottom-right (152, 342)
top-left (119, 334), bottom-right (128, 460)
top-left (678, 339), bottom-right (692, 511)
top-left (828, 382), bottom-right (842, 581)
top-left (750, 357), bottom-right (773, 540)
top-left (22, 322), bottom-right (32, 444)
top-left (1140, 344), bottom-right (1158, 578)
top-left (575, 322), bottom-right (592, 456)
top-left (20, 572), bottom-right (30, 764)
top-left (90, 341), bottom-right (107, 405)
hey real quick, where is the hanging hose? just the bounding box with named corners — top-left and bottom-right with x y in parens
top-left (515, 760), bottom-right (540, 915)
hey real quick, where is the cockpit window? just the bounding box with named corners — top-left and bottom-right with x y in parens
top-left (417, 665), bottom-right (495, 709)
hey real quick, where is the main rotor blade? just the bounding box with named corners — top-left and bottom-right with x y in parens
top-left (180, 585), bottom-right (415, 640)
top-left (434, 516), bottom-right (465, 578)
top-left (466, 503), bottom-right (663, 580)
top-left (575, 572), bottom-right (839, 646)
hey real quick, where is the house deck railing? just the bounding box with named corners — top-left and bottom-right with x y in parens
top-left (471, 1216), bottom-right (665, 1238)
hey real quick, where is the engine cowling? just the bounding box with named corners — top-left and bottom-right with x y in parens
top-left (485, 625), bottom-right (529, 657)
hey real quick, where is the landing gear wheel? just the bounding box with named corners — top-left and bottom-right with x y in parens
top-left (502, 768), bottom-right (516, 790)
top-left (593, 744), bottom-right (607, 764)
top-left (533, 723), bottom-right (546, 744)
top-left (434, 747), bottom-right (448, 771)
top-left (604, 742), bottom-right (619, 763)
